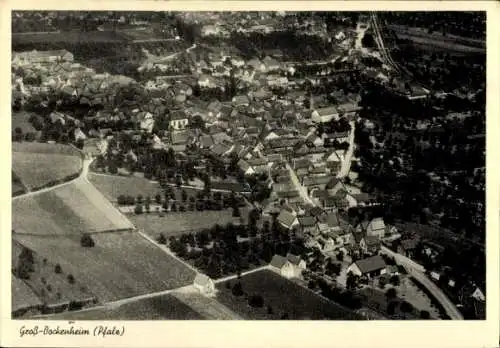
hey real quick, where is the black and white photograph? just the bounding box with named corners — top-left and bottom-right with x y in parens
top-left (8, 8), bottom-right (489, 325)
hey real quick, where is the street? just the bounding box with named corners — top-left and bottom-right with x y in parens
top-left (381, 246), bottom-right (464, 320)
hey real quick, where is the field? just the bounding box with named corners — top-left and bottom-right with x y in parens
top-left (13, 231), bottom-right (197, 303)
top-left (12, 111), bottom-right (37, 133)
top-left (12, 171), bottom-right (26, 196)
top-left (12, 239), bottom-right (96, 310)
top-left (88, 173), bottom-right (162, 202)
top-left (43, 294), bottom-right (204, 320)
top-left (12, 142), bottom-right (83, 191)
top-left (394, 32), bottom-right (485, 54)
top-left (12, 31), bottom-right (129, 45)
top-left (12, 276), bottom-right (43, 313)
top-left (12, 179), bottom-right (134, 236)
top-left (130, 209), bottom-right (249, 238)
top-left (215, 270), bottom-right (362, 320)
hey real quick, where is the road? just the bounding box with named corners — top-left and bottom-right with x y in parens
top-left (139, 43), bottom-right (197, 70)
top-left (215, 265), bottom-right (271, 283)
top-left (381, 246), bottom-right (464, 320)
top-left (13, 156), bottom-right (91, 201)
top-left (285, 162), bottom-right (317, 207)
top-left (337, 121), bottom-right (356, 179)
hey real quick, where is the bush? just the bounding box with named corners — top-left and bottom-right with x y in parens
top-left (385, 287), bottom-right (397, 299)
top-left (232, 282), bottom-right (244, 296)
top-left (80, 233), bottom-right (95, 248)
top-left (135, 204), bottom-right (144, 214)
top-left (157, 233), bottom-right (167, 245)
top-left (46, 284), bottom-right (52, 292)
top-left (67, 274), bottom-right (75, 284)
top-left (54, 264), bottom-right (62, 274)
top-left (248, 294), bottom-right (264, 308)
top-left (420, 310), bottom-right (431, 319)
top-left (389, 275), bottom-right (401, 286)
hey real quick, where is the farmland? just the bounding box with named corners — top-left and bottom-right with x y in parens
top-left (12, 111), bottom-right (37, 134)
top-left (12, 142), bottom-right (82, 191)
top-left (13, 231), bottom-right (197, 303)
top-left (12, 179), bottom-right (134, 236)
top-left (42, 294), bottom-right (204, 320)
top-left (215, 270), bottom-right (363, 320)
top-left (12, 31), bottom-right (128, 45)
top-left (130, 209), bottom-right (249, 238)
top-left (12, 276), bottom-right (43, 316)
top-left (12, 239), bottom-right (96, 315)
top-left (88, 173), bottom-right (162, 202)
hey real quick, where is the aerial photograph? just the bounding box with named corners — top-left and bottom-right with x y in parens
top-left (11, 11), bottom-right (485, 321)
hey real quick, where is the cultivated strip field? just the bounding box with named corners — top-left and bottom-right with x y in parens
top-left (13, 142), bottom-right (83, 191)
top-left (12, 180), bottom-right (134, 236)
top-left (13, 231), bottom-right (197, 303)
top-left (171, 288), bottom-right (243, 320)
top-left (43, 294), bottom-right (204, 320)
top-left (12, 276), bottom-right (43, 314)
top-left (216, 270), bottom-right (363, 320)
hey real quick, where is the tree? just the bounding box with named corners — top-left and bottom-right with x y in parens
top-left (400, 301), bottom-right (414, 317)
top-left (80, 233), bottom-right (95, 247)
top-left (387, 301), bottom-right (397, 315)
top-left (389, 275), bottom-right (401, 286)
top-left (232, 282), bottom-right (244, 296)
top-left (420, 310), bottom-right (431, 319)
top-left (158, 233), bottom-right (167, 245)
top-left (346, 272), bottom-right (359, 289)
top-left (232, 205), bottom-right (241, 218)
top-left (182, 189), bottom-right (188, 202)
top-left (54, 264), bottom-right (62, 274)
top-left (281, 312), bottom-right (290, 320)
top-left (135, 204), bottom-right (144, 214)
top-left (67, 274), bottom-right (75, 284)
top-left (171, 202), bottom-right (177, 212)
top-left (267, 305), bottom-right (274, 314)
top-left (385, 287), bottom-right (397, 300)
top-left (248, 294), bottom-right (264, 308)
top-left (155, 193), bottom-right (162, 204)
top-left (336, 250), bottom-right (344, 262)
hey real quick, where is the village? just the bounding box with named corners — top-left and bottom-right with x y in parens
top-left (11, 11), bottom-right (485, 321)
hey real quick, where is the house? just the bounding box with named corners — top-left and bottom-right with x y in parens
top-left (362, 235), bottom-right (381, 255)
top-left (366, 218), bottom-right (386, 239)
top-left (346, 193), bottom-right (374, 208)
top-left (277, 209), bottom-right (299, 230)
top-left (302, 175), bottom-right (332, 192)
top-left (471, 287), bottom-right (486, 302)
top-left (269, 255), bottom-right (296, 279)
top-left (138, 111), bottom-right (155, 133)
top-left (247, 58), bottom-right (266, 72)
top-left (347, 255), bottom-right (387, 278)
top-left (201, 25), bottom-right (220, 37)
top-left (193, 273), bottom-right (215, 295)
top-left (318, 236), bottom-right (335, 252)
top-left (263, 56), bottom-right (280, 71)
top-left (232, 95), bottom-right (250, 107)
top-left (323, 132), bottom-right (350, 145)
top-left (298, 216), bottom-right (318, 235)
top-left (326, 178), bottom-right (344, 196)
top-left (169, 110), bottom-right (189, 131)
top-left (397, 238), bottom-right (420, 258)
top-left (286, 253), bottom-right (307, 275)
top-left (198, 74), bottom-right (217, 88)
top-left (311, 107), bottom-right (339, 123)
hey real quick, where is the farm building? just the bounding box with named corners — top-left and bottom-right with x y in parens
top-left (347, 255), bottom-right (387, 278)
top-left (193, 273), bottom-right (215, 296)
